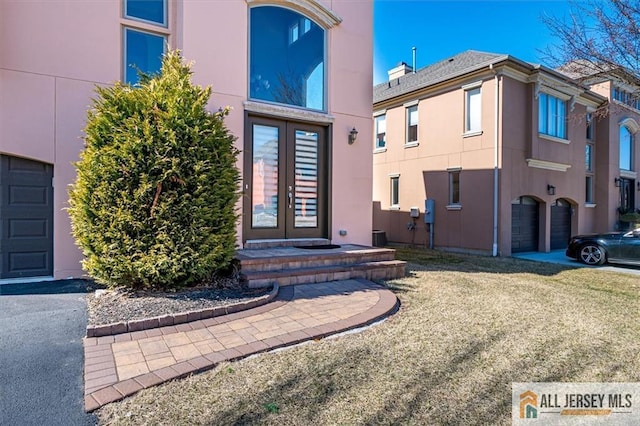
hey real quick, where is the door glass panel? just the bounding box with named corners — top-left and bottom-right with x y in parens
top-left (252, 124), bottom-right (279, 228)
top-left (294, 130), bottom-right (318, 228)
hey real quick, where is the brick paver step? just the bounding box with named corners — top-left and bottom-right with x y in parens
top-left (242, 260), bottom-right (407, 288)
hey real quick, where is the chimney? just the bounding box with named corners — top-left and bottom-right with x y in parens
top-left (387, 62), bottom-right (412, 81)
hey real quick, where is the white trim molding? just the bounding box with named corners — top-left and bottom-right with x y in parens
top-left (539, 133), bottom-right (571, 145)
top-left (620, 169), bottom-right (638, 179)
top-left (245, 0), bottom-right (342, 28)
top-left (525, 158), bottom-right (571, 172)
top-left (244, 101), bottom-right (334, 123)
top-left (619, 117), bottom-right (640, 133)
top-left (461, 80), bottom-right (483, 90)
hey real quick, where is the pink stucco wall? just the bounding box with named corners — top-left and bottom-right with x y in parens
top-left (0, 0), bottom-right (373, 279)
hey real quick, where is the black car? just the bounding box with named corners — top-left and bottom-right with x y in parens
top-left (566, 228), bottom-right (640, 266)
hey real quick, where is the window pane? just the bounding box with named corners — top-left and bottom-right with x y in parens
top-left (391, 177), bottom-right (399, 205)
top-left (250, 6), bottom-right (325, 111)
top-left (585, 176), bottom-right (593, 203)
top-left (125, 0), bottom-right (166, 25)
top-left (548, 95), bottom-right (557, 136)
top-left (450, 171), bottom-right (460, 204)
top-left (376, 115), bottom-right (386, 149)
top-left (466, 88), bottom-right (481, 132)
top-left (538, 93), bottom-right (547, 134)
top-left (124, 28), bottom-right (165, 85)
top-left (557, 98), bottom-right (566, 138)
top-left (620, 126), bottom-right (633, 171)
top-left (295, 130), bottom-right (318, 228)
top-left (586, 113), bottom-right (593, 140)
top-left (585, 144), bottom-right (592, 171)
top-left (407, 106), bottom-right (418, 142)
top-left (252, 125), bottom-right (279, 228)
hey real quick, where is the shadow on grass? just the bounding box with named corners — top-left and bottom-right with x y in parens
top-left (394, 247), bottom-right (578, 277)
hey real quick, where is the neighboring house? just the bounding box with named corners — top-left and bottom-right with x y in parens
top-left (372, 50), bottom-right (640, 256)
top-left (0, 0), bottom-right (373, 280)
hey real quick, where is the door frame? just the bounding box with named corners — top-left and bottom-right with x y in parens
top-left (242, 114), bottom-right (330, 242)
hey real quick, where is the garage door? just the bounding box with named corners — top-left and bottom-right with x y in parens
top-left (511, 196), bottom-right (539, 253)
top-left (550, 199), bottom-right (571, 250)
top-left (0, 155), bottom-right (53, 279)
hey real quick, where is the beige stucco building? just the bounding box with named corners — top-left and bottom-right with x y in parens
top-left (373, 51), bottom-right (640, 255)
top-left (0, 0), bottom-right (373, 280)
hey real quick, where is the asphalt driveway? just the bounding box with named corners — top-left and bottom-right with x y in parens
top-left (0, 280), bottom-right (96, 426)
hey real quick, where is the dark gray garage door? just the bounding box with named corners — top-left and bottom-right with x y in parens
top-left (550, 199), bottom-right (571, 250)
top-left (0, 155), bottom-right (53, 279)
top-left (511, 196), bottom-right (539, 253)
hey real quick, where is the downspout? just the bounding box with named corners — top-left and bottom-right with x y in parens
top-left (490, 63), bottom-right (500, 256)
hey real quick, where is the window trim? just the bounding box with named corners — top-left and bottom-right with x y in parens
top-left (389, 173), bottom-right (400, 209)
top-left (405, 104), bottom-right (418, 145)
top-left (447, 168), bottom-right (461, 207)
top-left (538, 92), bottom-right (568, 140)
top-left (248, 5), bottom-right (328, 112)
top-left (122, 26), bottom-right (167, 85)
top-left (375, 114), bottom-right (387, 150)
top-left (123, 0), bottom-right (168, 27)
top-left (619, 124), bottom-right (634, 172)
top-left (464, 86), bottom-right (482, 135)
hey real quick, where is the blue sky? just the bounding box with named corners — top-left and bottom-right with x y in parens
top-left (373, 0), bottom-right (574, 84)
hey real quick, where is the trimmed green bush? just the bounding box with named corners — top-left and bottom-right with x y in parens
top-left (69, 50), bottom-right (240, 289)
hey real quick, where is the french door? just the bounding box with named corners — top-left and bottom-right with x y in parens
top-left (243, 116), bottom-right (328, 241)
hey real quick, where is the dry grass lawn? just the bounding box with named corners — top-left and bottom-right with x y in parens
top-left (96, 249), bottom-right (640, 425)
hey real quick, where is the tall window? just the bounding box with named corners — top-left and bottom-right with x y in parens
top-left (449, 170), bottom-right (460, 205)
top-left (406, 105), bottom-right (418, 144)
top-left (585, 144), bottom-right (593, 172)
top-left (375, 114), bottom-right (386, 149)
top-left (250, 6), bottom-right (325, 111)
top-left (620, 125), bottom-right (633, 171)
top-left (123, 0), bottom-right (167, 85)
top-left (390, 175), bottom-right (399, 207)
top-left (538, 93), bottom-right (567, 139)
top-left (465, 87), bottom-right (481, 133)
top-left (586, 113), bottom-right (594, 141)
top-left (585, 176), bottom-right (594, 204)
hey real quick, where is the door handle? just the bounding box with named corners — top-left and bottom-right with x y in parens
top-left (288, 186), bottom-right (293, 209)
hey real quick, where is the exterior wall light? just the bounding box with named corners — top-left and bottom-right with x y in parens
top-left (348, 127), bottom-right (358, 144)
top-left (547, 185), bottom-right (556, 196)
top-left (615, 177), bottom-right (621, 187)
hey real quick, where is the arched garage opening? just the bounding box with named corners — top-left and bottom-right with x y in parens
top-left (511, 196), bottom-right (539, 253)
top-left (550, 198), bottom-right (572, 250)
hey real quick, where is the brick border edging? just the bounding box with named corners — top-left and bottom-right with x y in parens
top-left (84, 282), bottom-right (399, 412)
top-left (86, 283), bottom-right (279, 337)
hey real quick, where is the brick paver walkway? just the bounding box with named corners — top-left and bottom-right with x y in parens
top-left (83, 279), bottom-right (399, 411)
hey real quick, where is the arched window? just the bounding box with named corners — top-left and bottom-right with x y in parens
top-left (620, 125), bottom-right (633, 171)
top-left (249, 6), bottom-right (325, 111)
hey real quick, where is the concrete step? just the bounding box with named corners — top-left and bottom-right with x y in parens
top-left (242, 260), bottom-right (407, 288)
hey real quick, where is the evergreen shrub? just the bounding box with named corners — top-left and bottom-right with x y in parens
top-left (69, 51), bottom-right (240, 289)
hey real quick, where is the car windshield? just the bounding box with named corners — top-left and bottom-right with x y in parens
top-left (624, 228), bottom-right (640, 237)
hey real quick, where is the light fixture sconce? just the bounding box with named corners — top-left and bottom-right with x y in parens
top-left (547, 185), bottom-right (556, 196)
top-left (614, 177), bottom-right (621, 187)
top-left (348, 127), bottom-right (358, 145)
